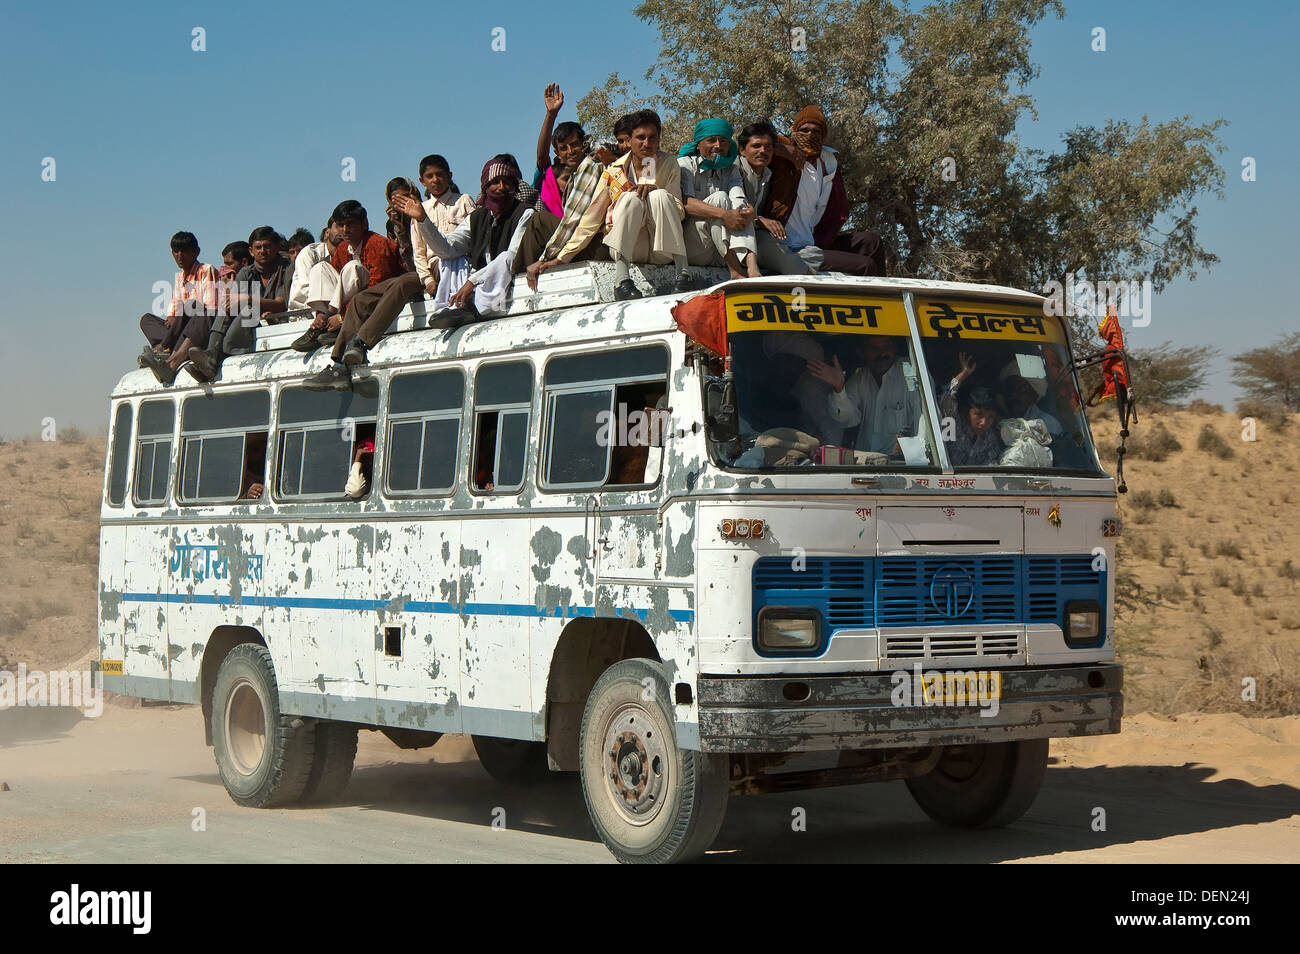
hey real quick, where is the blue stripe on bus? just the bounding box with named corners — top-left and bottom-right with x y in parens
top-left (119, 592), bottom-right (693, 623)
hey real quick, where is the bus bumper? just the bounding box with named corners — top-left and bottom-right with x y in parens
top-left (696, 663), bottom-right (1122, 754)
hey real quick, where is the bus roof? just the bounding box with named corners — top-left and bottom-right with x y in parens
top-left (110, 264), bottom-right (1048, 399)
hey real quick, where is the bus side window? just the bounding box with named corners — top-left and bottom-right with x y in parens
top-left (541, 345), bottom-right (668, 491)
top-left (132, 399), bottom-right (175, 506)
top-left (179, 390), bottom-right (271, 504)
top-left (471, 361), bottom-right (533, 495)
top-left (386, 368), bottom-right (465, 496)
top-left (106, 403), bottom-right (133, 507)
top-left (239, 432), bottom-right (268, 500)
top-left (276, 387), bottom-right (378, 501)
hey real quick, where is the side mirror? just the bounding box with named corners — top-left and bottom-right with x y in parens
top-left (704, 379), bottom-right (738, 445)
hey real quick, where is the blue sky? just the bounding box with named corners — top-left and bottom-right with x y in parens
top-left (0, 0), bottom-right (1295, 437)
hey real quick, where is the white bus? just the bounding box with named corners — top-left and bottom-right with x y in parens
top-left (98, 264), bottom-right (1123, 863)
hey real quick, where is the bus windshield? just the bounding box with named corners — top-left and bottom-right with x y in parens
top-left (714, 291), bottom-right (1103, 474)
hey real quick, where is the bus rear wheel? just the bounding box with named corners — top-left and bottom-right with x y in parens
top-left (301, 722), bottom-right (359, 803)
top-left (211, 643), bottom-right (315, 808)
top-left (904, 738), bottom-right (1049, 828)
top-left (579, 658), bottom-right (729, 864)
top-left (471, 736), bottom-right (552, 785)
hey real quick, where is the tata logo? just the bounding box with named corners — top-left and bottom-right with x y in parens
top-left (929, 564), bottom-right (975, 617)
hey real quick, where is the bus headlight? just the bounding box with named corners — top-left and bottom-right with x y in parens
top-left (1064, 600), bottom-right (1102, 647)
top-left (756, 607), bottom-right (821, 653)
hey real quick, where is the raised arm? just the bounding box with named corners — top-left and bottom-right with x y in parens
top-left (535, 84), bottom-right (564, 177)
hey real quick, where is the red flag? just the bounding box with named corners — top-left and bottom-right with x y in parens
top-left (671, 292), bottom-right (727, 357)
top-left (1090, 304), bottom-right (1128, 404)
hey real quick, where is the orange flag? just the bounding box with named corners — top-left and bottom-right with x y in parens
top-left (671, 292), bottom-right (727, 357)
top-left (1090, 304), bottom-right (1128, 404)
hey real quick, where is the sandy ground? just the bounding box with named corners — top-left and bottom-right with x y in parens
top-left (1, 702), bottom-right (1295, 863)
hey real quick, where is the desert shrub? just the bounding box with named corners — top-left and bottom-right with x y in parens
top-left (1186, 399), bottom-right (1224, 415)
top-left (1130, 423), bottom-right (1182, 462)
top-left (1163, 578), bottom-right (1187, 602)
top-left (1186, 644), bottom-right (1300, 717)
top-left (1279, 559), bottom-right (1297, 582)
top-left (55, 457), bottom-right (70, 471)
top-left (1230, 574), bottom-right (1247, 597)
top-left (1196, 424), bottom-right (1235, 459)
top-left (16, 518), bottom-right (35, 539)
top-left (1214, 540), bottom-right (1243, 560)
top-left (1211, 566), bottom-right (1231, 588)
top-left (1130, 489), bottom-right (1157, 509)
top-left (1236, 400), bottom-right (1291, 430)
top-left (1156, 487), bottom-right (1176, 507)
top-left (60, 425), bottom-right (87, 443)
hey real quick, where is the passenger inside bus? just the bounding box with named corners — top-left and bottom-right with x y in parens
top-left (806, 334), bottom-right (924, 455)
top-left (608, 386), bottom-right (669, 485)
top-left (344, 427), bottom-right (376, 499)
top-left (239, 432), bottom-right (268, 500)
top-left (473, 415), bottom-right (498, 491)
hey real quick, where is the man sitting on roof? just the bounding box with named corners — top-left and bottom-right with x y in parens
top-left (185, 226), bottom-right (295, 382)
top-left (291, 200), bottom-right (407, 352)
top-left (761, 105), bottom-right (884, 277)
top-left (678, 118), bottom-right (760, 281)
top-left (407, 156), bottom-right (533, 325)
top-left (138, 231), bottom-right (220, 384)
top-left (288, 216), bottom-right (342, 310)
top-left (550, 109), bottom-right (691, 301)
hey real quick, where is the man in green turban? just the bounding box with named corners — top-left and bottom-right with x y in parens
top-left (677, 118), bottom-right (760, 280)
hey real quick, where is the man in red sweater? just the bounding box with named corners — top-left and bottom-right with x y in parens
top-left (293, 200), bottom-right (407, 352)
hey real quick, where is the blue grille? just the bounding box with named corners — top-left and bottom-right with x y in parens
top-left (751, 554), bottom-right (1106, 651)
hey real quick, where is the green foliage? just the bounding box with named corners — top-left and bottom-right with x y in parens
top-left (580, 0), bottom-right (1226, 297)
top-left (1231, 331), bottom-right (1300, 412)
top-left (1128, 342), bottom-right (1217, 406)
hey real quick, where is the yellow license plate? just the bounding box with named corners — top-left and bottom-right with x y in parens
top-left (919, 670), bottom-right (1001, 705)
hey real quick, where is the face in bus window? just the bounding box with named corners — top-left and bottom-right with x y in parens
top-left (1000, 375), bottom-right (1042, 418)
top-left (861, 335), bottom-right (899, 381)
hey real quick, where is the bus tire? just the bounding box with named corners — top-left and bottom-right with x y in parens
top-left (300, 722), bottom-right (359, 804)
top-left (579, 658), bottom-right (729, 864)
top-left (211, 643), bottom-right (315, 808)
top-left (471, 736), bottom-right (552, 785)
top-left (904, 738), bottom-right (1049, 828)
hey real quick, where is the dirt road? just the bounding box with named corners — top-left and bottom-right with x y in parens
top-left (2, 702), bottom-right (1297, 863)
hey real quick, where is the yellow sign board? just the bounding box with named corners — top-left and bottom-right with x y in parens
top-left (726, 293), bottom-right (910, 336)
top-left (915, 298), bottom-right (1065, 344)
top-left (100, 659), bottom-right (124, 675)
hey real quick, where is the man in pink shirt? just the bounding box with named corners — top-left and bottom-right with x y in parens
top-left (138, 232), bottom-right (219, 383)
top-left (138, 232), bottom-right (218, 358)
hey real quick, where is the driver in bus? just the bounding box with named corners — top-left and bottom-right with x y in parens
top-left (998, 367), bottom-right (1064, 436)
top-left (805, 334), bottom-right (922, 454)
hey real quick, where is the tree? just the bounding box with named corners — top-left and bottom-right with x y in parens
top-left (1127, 342), bottom-right (1217, 407)
top-left (579, 0), bottom-right (1225, 315)
top-left (1231, 331), bottom-right (1300, 412)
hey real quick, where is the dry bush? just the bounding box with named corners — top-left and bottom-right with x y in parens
top-left (16, 518), bottom-right (35, 539)
top-left (1163, 578), bottom-right (1187, 603)
top-left (1236, 400), bottom-right (1291, 430)
top-left (1129, 423), bottom-right (1182, 462)
top-left (1157, 487), bottom-right (1177, 507)
top-left (1183, 644), bottom-right (1300, 718)
top-left (1186, 399), bottom-right (1224, 415)
top-left (1211, 566), bottom-right (1231, 588)
top-left (1279, 559), bottom-right (1297, 582)
top-left (1196, 424), bottom-right (1236, 459)
top-left (1214, 540), bottom-right (1244, 560)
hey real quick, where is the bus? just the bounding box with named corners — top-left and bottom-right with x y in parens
top-left (98, 264), bottom-right (1124, 863)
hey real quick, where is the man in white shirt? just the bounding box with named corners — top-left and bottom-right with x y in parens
top-left (677, 118), bottom-right (760, 279)
top-left (806, 335), bottom-right (924, 454)
top-left (288, 218), bottom-right (342, 310)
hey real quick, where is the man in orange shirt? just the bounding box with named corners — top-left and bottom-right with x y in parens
top-left (293, 200), bottom-right (407, 351)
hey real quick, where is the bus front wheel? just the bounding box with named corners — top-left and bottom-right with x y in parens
top-left (904, 738), bottom-right (1049, 828)
top-left (211, 643), bottom-right (316, 808)
top-left (579, 658), bottom-right (729, 864)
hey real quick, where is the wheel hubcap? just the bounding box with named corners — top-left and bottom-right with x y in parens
top-left (225, 679), bottom-right (267, 776)
top-left (602, 703), bottom-right (668, 825)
